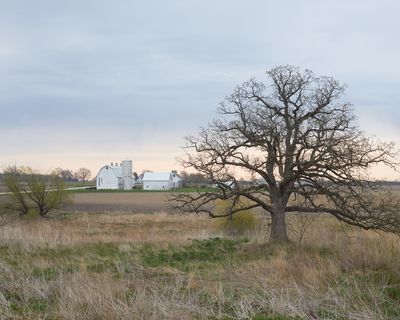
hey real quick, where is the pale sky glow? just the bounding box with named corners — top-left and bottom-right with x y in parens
top-left (0, 1), bottom-right (399, 179)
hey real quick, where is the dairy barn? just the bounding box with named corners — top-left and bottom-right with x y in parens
top-left (96, 160), bottom-right (134, 190)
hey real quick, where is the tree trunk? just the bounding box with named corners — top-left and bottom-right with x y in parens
top-left (269, 207), bottom-right (289, 243)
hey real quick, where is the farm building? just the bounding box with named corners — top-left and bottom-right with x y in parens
top-left (143, 171), bottom-right (183, 190)
top-left (96, 160), bottom-right (134, 190)
top-left (171, 171), bottom-right (184, 188)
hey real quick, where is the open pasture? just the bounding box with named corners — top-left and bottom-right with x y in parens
top-left (0, 189), bottom-right (400, 319)
top-left (0, 208), bottom-right (400, 319)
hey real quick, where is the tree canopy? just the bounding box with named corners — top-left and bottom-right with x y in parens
top-left (172, 65), bottom-right (400, 242)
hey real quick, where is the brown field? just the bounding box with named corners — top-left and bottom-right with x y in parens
top-left (65, 192), bottom-right (174, 213)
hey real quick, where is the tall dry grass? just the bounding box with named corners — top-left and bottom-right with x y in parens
top-left (0, 211), bottom-right (399, 319)
top-left (0, 212), bottom-right (212, 248)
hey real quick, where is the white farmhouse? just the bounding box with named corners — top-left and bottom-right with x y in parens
top-left (96, 160), bottom-right (134, 190)
top-left (143, 171), bottom-right (183, 190)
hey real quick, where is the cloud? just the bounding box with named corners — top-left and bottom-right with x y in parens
top-left (0, 0), bottom-right (399, 178)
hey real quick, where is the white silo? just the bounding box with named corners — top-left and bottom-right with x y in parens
top-left (121, 160), bottom-right (133, 190)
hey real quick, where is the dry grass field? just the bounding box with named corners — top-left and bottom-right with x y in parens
top-left (0, 203), bottom-right (399, 319)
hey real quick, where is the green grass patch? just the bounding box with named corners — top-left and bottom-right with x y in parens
top-left (318, 246), bottom-right (334, 257)
top-left (384, 286), bottom-right (400, 302)
top-left (0, 240), bottom-right (276, 277)
top-left (11, 297), bottom-right (50, 315)
top-left (31, 265), bottom-right (78, 280)
top-left (78, 243), bottom-right (132, 274)
top-left (140, 238), bottom-right (246, 271)
top-left (3, 289), bottom-right (52, 316)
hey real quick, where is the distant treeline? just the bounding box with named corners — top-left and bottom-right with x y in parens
top-left (0, 167), bottom-right (92, 183)
top-left (1, 170), bottom-right (400, 187)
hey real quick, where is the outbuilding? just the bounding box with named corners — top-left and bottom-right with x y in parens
top-left (171, 170), bottom-right (184, 188)
top-left (143, 172), bottom-right (174, 190)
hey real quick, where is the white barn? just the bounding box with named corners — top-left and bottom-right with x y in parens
top-left (143, 172), bottom-right (172, 190)
top-left (171, 171), bottom-right (184, 188)
top-left (96, 160), bottom-right (134, 190)
top-left (143, 171), bottom-right (183, 190)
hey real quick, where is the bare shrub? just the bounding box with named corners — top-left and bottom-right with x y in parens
top-left (212, 198), bottom-right (260, 238)
top-left (287, 211), bottom-right (321, 245)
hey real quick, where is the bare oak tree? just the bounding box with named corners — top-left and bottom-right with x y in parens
top-left (172, 66), bottom-right (400, 242)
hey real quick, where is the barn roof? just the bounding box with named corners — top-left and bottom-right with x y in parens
top-left (96, 165), bottom-right (122, 178)
top-left (109, 166), bottom-right (123, 177)
top-left (143, 172), bottom-right (172, 181)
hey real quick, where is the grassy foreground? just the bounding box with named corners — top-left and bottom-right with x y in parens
top-left (0, 212), bottom-right (399, 319)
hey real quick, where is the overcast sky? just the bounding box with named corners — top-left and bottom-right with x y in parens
top-left (0, 0), bottom-right (399, 179)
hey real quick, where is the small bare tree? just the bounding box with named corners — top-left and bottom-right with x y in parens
top-left (51, 168), bottom-right (74, 181)
top-left (4, 166), bottom-right (70, 217)
top-left (25, 172), bottom-right (69, 216)
top-left (3, 166), bottom-right (30, 215)
top-left (75, 168), bottom-right (91, 182)
top-left (287, 212), bottom-right (321, 246)
top-left (172, 65), bottom-right (400, 243)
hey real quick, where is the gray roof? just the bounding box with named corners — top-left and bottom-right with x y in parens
top-left (97, 165), bottom-right (122, 178)
top-left (143, 172), bottom-right (172, 181)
